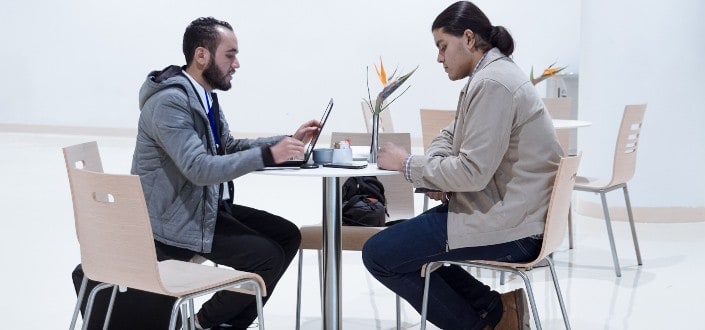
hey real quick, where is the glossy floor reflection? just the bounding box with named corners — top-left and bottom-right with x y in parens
top-left (1, 132), bottom-right (702, 329)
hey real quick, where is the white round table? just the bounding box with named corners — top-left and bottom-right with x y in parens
top-left (253, 164), bottom-right (398, 330)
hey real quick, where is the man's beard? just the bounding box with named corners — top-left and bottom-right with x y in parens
top-left (203, 59), bottom-right (232, 91)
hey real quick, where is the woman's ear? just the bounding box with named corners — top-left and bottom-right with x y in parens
top-left (463, 29), bottom-right (475, 48)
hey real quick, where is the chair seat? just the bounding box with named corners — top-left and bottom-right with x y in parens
top-left (574, 175), bottom-right (614, 191)
top-left (300, 225), bottom-right (385, 251)
top-left (467, 258), bottom-right (540, 270)
top-left (158, 260), bottom-right (267, 297)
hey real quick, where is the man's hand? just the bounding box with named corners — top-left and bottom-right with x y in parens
top-left (377, 142), bottom-right (409, 171)
top-left (270, 137), bottom-right (306, 164)
top-left (292, 119), bottom-right (321, 144)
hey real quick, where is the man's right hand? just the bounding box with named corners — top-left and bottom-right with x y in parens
top-left (270, 137), bottom-right (306, 164)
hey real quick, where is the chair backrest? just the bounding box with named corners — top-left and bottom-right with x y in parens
top-left (419, 109), bottom-right (456, 152)
top-left (330, 132), bottom-right (415, 220)
top-left (543, 97), bottom-right (572, 156)
top-left (534, 155), bottom-right (582, 264)
top-left (361, 102), bottom-right (394, 133)
top-left (609, 104), bottom-right (647, 186)
top-left (63, 141), bottom-right (104, 239)
top-left (63, 141), bottom-right (104, 174)
top-left (69, 167), bottom-right (166, 294)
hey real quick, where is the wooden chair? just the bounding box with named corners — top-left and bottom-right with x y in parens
top-left (63, 141), bottom-right (104, 330)
top-left (419, 155), bottom-right (581, 330)
top-left (573, 104), bottom-right (646, 277)
top-left (543, 97), bottom-right (572, 156)
top-left (542, 98), bottom-right (576, 249)
top-left (63, 141), bottom-right (214, 328)
top-left (419, 109), bottom-right (456, 211)
top-left (295, 132), bottom-right (414, 330)
top-left (362, 101), bottom-right (395, 133)
top-left (68, 167), bottom-right (267, 330)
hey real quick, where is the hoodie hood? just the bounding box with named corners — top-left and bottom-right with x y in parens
top-left (138, 65), bottom-right (191, 109)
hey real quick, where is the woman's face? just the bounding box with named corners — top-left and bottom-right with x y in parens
top-left (432, 28), bottom-right (475, 81)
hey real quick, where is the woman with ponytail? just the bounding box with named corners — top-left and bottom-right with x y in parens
top-left (363, 2), bottom-right (562, 329)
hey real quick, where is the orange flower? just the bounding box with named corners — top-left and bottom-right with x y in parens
top-left (530, 61), bottom-right (567, 86)
top-left (373, 58), bottom-right (387, 86)
top-left (364, 58), bottom-right (418, 115)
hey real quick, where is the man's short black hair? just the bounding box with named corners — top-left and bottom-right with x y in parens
top-left (183, 17), bottom-right (233, 65)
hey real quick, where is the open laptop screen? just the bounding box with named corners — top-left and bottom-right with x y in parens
top-left (263, 98), bottom-right (333, 168)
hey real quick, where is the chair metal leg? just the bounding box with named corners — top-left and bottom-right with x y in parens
top-left (253, 282), bottom-right (265, 330)
top-left (168, 297), bottom-right (185, 330)
top-left (420, 261), bottom-right (440, 330)
top-left (622, 185), bottom-right (643, 265)
top-left (295, 249), bottom-right (303, 330)
top-left (545, 258), bottom-right (571, 329)
top-left (102, 285), bottom-right (118, 330)
top-left (600, 192), bottom-right (622, 277)
top-left (423, 195), bottom-right (429, 212)
top-left (568, 205), bottom-right (574, 249)
top-left (70, 275), bottom-right (88, 329)
top-left (515, 270), bottom-right (543, 330)
top-left (499, 271), bottom-right (506, 285)
top-left (82, 283), bottom-right (114, 330)
top-left (188, 299), bottom-right (197, 330)
top-left (395, 294), bottom-right (401, 330)
top-left (317, 250), bottom-right (324, 319)
top-left (180, 303), bottom-right (189, 330)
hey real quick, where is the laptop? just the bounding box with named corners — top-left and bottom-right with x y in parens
top-left (264, 98), bottom-right (333, 169)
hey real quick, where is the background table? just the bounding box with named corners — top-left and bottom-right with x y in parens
top-left (254, 164), bottom-right (399, 330)
top-left (552, 119), bottom-right (592, 129)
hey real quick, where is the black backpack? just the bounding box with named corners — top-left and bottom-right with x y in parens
top-left (341, 176), bottom-right (388, 227)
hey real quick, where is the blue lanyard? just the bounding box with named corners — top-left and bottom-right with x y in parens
top-left (204, 90), bottom-right (220, 147)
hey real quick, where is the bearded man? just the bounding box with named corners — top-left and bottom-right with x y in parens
top-left (131, 17), bottom-right (318, 329)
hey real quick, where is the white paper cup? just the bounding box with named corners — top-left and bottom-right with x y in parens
top-left (331, 148), bottom-right (353, 164)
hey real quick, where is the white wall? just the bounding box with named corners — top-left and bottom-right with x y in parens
top-left (3, 1), bottom-right (702, 211)
top-left (579, 0), bottom-right (705, 209)
top-left (0, 0), bottom-right (579, 135)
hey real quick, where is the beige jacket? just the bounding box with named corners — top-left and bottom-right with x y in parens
top-left (408, 48), bottom-right (562, 249)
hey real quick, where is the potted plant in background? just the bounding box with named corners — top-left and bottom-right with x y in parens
top-left (363, 58), bottom-right (417, 163)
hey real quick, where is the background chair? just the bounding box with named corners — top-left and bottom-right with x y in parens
top-left (295, 132), bottom-right (414, 330)
top-left (362, 102), bottom-right (395, 133)
top-left (419, 155), bottom-right (581, 330)
top-left (68, 167), bottom-right (267, 330)
top-left (543, 97), bottom-right (573, 156)
top-left (573, 104), bottom-right (646, 277)
top-left (63, 141), bottom-right (105, 330)
top-left (542, 97), bottom-right (576, 249)
top-left (418, 109), bottom-right (456, 212)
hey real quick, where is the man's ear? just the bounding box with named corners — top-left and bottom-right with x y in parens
top-left (194, 47), bottom-right (210, 68)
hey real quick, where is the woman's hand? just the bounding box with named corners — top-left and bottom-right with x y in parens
top-left (426, 191), bottom-right (451, 204)
top-left (377, 142), bottom-right (409, 170)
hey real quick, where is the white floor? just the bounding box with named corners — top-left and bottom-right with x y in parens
top-left (2, 131), bottom-right (703, 329)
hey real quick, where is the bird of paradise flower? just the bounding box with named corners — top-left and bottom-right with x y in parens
top-left (530, 61), bottom-right (567, 85)
top-left (363, 58), bottom-right (418, 116)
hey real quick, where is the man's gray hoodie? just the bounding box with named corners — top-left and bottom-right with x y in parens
top-left (131, 65), bottom-right (283, 253)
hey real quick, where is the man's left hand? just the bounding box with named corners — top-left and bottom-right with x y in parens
top-left (292, 119), bottom-right (320, 144)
